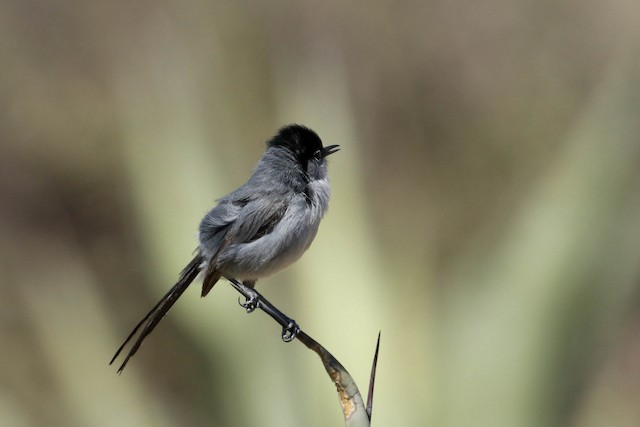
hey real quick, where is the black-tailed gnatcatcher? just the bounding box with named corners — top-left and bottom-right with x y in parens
top-left (110, 124), bottom-right (339, 372)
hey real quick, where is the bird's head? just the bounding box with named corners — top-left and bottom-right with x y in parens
top-left (268, 125), bottom-right (339, 168)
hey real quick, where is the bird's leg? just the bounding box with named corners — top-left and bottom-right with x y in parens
top-left (227, 278), bottom-right (300, 342)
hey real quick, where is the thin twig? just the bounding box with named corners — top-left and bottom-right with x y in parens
top-left (228, 281), bottom-right (371, 426)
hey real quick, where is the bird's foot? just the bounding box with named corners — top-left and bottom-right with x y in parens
top-left (282, 319), bottom-right (300, 342)
top-left (238, 288), bottom-right (260, 313)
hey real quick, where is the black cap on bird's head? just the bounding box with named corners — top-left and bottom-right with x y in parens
top-left (268, 124), bottom-right (340, 163)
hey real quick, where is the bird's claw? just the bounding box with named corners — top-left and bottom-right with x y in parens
top-left (238, 295), bottom-right (259, 313)
top-left (281, 320), bottom-right (299, 342)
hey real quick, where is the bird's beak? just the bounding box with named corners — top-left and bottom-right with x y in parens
top-left (322, 145), bottom-right (340, 157)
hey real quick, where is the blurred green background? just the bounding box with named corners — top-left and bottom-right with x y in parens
top-left (1, 1), bottom-right (640, 426)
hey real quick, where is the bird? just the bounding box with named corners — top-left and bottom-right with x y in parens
top-left (110, 124), bottom-right (339, 373)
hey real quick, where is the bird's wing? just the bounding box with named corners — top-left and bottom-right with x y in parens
top-left (230, 195), bottom-right (289, 243)
top-left (110, 253), bottom-right (204, 373)
top-left (200, 195), bottom-right (289, 296)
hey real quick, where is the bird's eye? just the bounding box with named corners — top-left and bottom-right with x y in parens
top-left (313, 149), bottom-right (322, 158)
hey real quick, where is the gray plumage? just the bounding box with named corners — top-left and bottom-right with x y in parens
top-left (111, 124), bottom-right (338, 372)
top-left (200, 140), bottom-right (332, 282)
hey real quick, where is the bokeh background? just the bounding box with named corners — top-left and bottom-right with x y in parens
top-left (2, 1), bottom-right (640, 426)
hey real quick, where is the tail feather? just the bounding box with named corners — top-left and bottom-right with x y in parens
top-left (110, 253), bottom-right (204, 373)
top-left (201, 270), bottom-right (221, 297)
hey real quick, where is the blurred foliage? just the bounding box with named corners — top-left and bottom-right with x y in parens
top-left (1, 1), bottom-right (640, 426)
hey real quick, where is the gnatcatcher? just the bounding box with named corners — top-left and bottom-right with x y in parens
top-left (111, 124), bottom-right (339, 372)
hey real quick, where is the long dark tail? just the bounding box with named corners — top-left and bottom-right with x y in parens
top-left (110, 253), bottom-right (204, 373)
